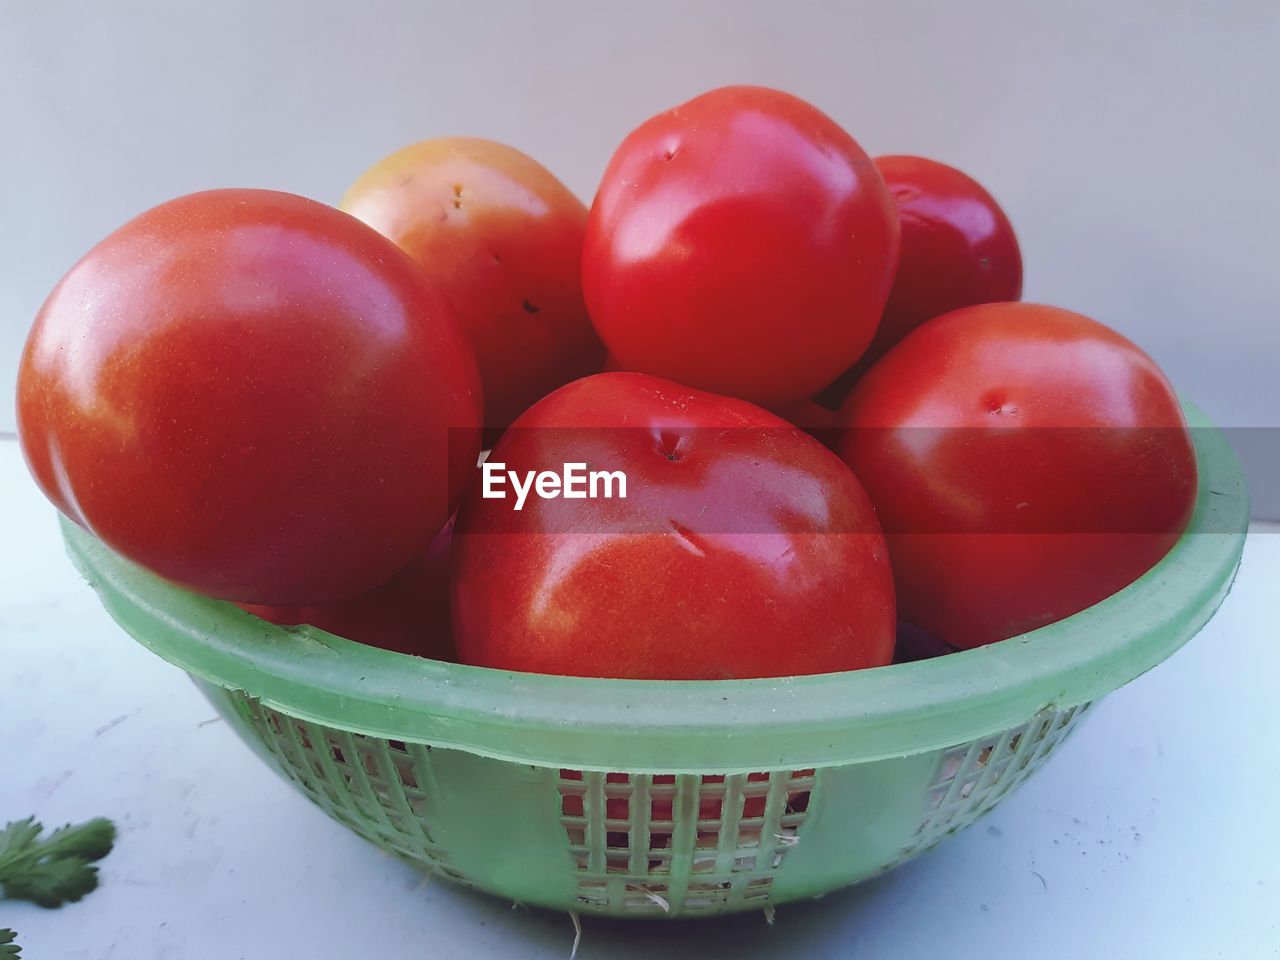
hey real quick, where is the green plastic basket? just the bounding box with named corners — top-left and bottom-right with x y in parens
top-left (62, 403), bottom-right (1247, 918)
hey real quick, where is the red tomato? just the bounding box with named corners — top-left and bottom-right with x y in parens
top-left (838, 303), bottom-right (1196, 650)
top-left (341, 138), bottom-right (604, 440)
top-left (583, 86), bottom-right (899, 409)
top-left (240, 516), bottom-right (456, 659)
top-left (451, 372), bottom-right (895, 679)
top-left (817, 155), bottom-right (1022, 408)
top-left (18, 189), bottom-right (482, 605)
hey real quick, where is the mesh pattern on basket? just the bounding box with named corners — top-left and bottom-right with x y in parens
top-left (897, 702), bottom-right (1092, 862)
top-left (215, 689), bottom-right (1090, 914)
top-left (230, 695), bottom-right (472, 887)
top-left (556, 769), bottom-right (814, 914)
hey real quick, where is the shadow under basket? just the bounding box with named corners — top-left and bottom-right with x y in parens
top-left (62, 402), bottom-right (1248, 918)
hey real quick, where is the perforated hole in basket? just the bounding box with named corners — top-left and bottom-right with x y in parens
top-left (906, 703), bottom-right (1092, 859)
top-left (557, 768), bottom-right (816, 912)
top-left (232, 698), bottom-right (454, 872)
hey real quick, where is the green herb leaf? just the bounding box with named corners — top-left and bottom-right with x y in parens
top-left (0, 927), bottom-right (20, 959)
top-left (39, 819), bottom-right (116, 864)
top-left (0, 816), bottom-right (116, 908)
top-left (0, 820), bottom-right (42, 862)
top-left (2, 856), bottom-right (102, 908)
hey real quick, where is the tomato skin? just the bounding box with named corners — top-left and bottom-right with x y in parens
top-left (451, 372), bottom-right (896, 680)
top-left (341, 138), bottom-right (604, 439)
top-left (583, 86), bottom-right (899, 410)
top-left (18, 189), bottom-right (482, 605)
top-left (240, 516), bottom-right (456, 659)
top-left (817, 155), bottom-right (1022, 408)
top-left (838, 303), bottom-right (1196, 650)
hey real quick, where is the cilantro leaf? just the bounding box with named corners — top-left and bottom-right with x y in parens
top-left (0, 816), bottom-right (116, 908)
top-left (2, 856), bottom-right (102, 908)
top-left (37, 819), bottom-right (116, 864)
top-left (0, 821), bottom-right (42, 861)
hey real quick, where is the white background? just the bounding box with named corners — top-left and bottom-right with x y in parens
top-left (1, 1), bottom-right (1277, 509)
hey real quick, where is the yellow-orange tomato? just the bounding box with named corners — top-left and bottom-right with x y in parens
top-left (342, 138), bottom-right (604, 439)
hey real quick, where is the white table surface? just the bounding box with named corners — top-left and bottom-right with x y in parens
top-left (1, 435), bottom-right (1276, 959)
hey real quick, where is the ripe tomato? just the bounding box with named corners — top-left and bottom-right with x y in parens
top-left (341, 138), bottom-right (604, 440)
top-left (817, 155), bottom-right (1022, 408)
top-left (600, 353), bottom-right (628, 373)
top-left (582, 86), bottom-right (899, 410)
top-left (451, 372), bottom-right (895, 679)
top-left (240, 516), bottom-right (456, 659)
top-left (18, 189), bottom-right (482, 605)
top-left (838, 303), bottom-right (1196, 650)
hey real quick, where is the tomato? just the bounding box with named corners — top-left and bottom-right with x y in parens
top-left (582, 86), bottom-right (899, 410)
top-left (451, 372), bottom-right (895, 679)
top-left (18, 189), bottom-right (482, 605)
top-left (838, 303), bottom-right (1196, 650)
top-left (817, 155), bottom-right (1022, 408)
top-left (240, 516), bottom-right (456, 659)
top-left (341, 138), bottom-right (604, 440)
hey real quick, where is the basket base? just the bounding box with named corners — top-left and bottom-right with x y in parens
top-left (195, 678), bottom-right (1092, 918)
